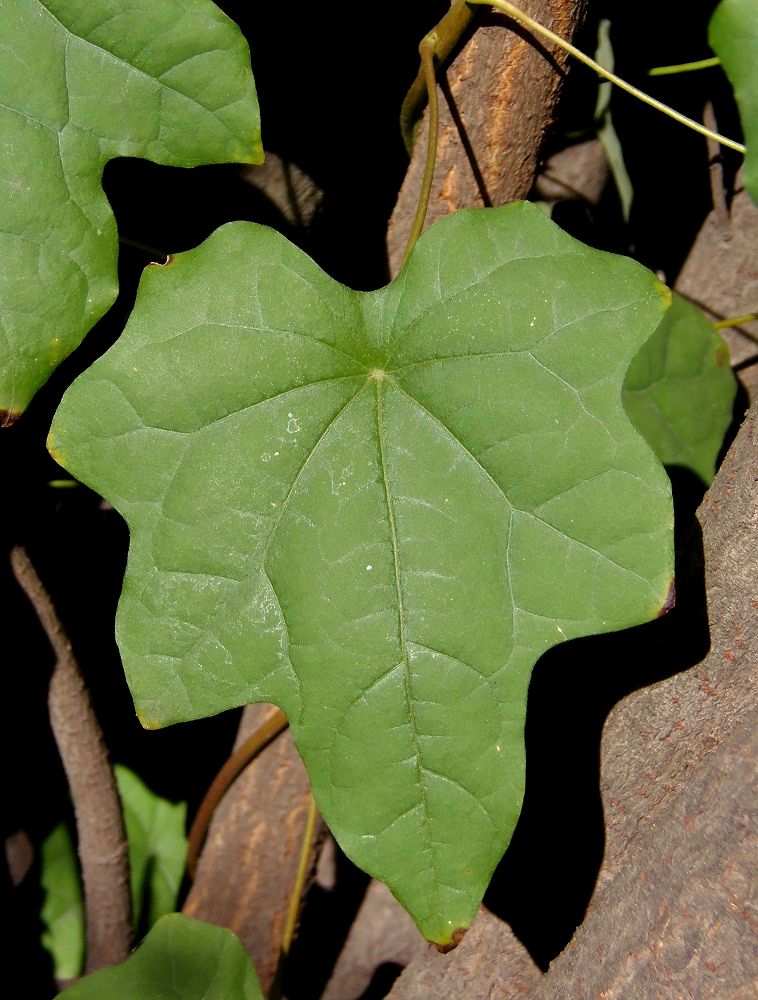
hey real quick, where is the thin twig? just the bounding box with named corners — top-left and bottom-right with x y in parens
top-left (11, 547), bottom-right (131, 973)
top-left (704, 101), bottom-right (730, 236)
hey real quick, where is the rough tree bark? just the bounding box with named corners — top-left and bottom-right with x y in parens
top-left (183, 704), bottom-right (321, 994)
top-left (387, 0), bottom-right (587, 272)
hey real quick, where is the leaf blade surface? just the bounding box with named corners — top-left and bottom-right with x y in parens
top-left (623, 292), bottom-right (737, 484)
top-left (0, 0), bottom-right (262, 419)
top-left (710, 0), bottom-right (758, 203)
top-left (57, 913), bottom-right (263, 1000)
top-left (49, 204), bottom-right (674, 944)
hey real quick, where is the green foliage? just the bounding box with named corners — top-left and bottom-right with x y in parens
top-left (710, 0), bottom-right (758, 203)
top-left (41, 823), bottom-right (85, 981)
top-left (49, 203), bottom-right (674, 944)
top-left (0, 0), bottom-right (262, 420)
top-left (116, 764), bottom-right (187, 933)
top-left (623, 294), bottom-right (737, 485)
top-left (56, 914), bottom-right (263, 1000)
top-left (594, 19), bottom-right (633, 221)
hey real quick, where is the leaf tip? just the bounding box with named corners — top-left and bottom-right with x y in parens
top-left (239, 138), bottom-right (265, 166)
top-left (431, 926), bottom-right (468, 953)
top-left (657, 578), bottom-right (676, 617)
top-left (658, 281), bottom-right (673, 312)
top-left (46, 435), bottom-right (65, 467)
top-left (136, 710), bottom-right (165, 731)
top-left (0, 408), bottom-right (23, 429)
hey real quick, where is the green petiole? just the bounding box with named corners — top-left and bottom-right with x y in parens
top-left (649, 56), bottom-right (721, 77)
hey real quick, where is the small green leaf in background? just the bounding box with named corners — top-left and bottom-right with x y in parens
top-left (115, 764), bottom-right (187, 934)
top-left (623, 293), bottom-right (737, 485)
top-left (0, 0), bottom-right (262, 422)
top-left (710, 0), bottom-right (757, 203)
top-left (56, 913), bottom-right (264, 1000)
top-left (594, 19), bottom-right (634, 221)
top-left (41, 822), bottom-right (85, 981)
top-left (49, 203), bottom-right (674, 945)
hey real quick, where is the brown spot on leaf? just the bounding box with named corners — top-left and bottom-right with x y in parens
top-left (0, 409), bottom-right (22, 428)
top-left (657, 579), bottom-right (676, 617)
top-left (433, 926), bottom-right (467, 953)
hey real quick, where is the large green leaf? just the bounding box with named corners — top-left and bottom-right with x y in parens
top-left (49, 203), bottom-right (674, 945)
top-left (56, 914), bottom-right (263, 1000)
top-left (115, 764), bottom-right (187, 933)
top-left (710, 0), bottom-right (757, 203)
top-left (623, 293), bottom-right (737, 484)
top-left (0, 0), bottom-right (262, 422)
top-left (40, 822), bottom-right (85, 981)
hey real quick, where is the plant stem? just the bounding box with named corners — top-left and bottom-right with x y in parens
top-left (401, 37), bottom-right (440, 268)
top-left (281, 792), bottom-right (319, 958)
top-left (186, 707), bottom-right (289, 878)
top-left (649, 56), bottom-right (720, 77)
top-left (10, 547), bottom-right (131, 973)
top-left (714, 313), bottom-right (758, 330)
top-left (469, 0), bottom-right (745, 154)
top-left (400, 0), bottom-right (474, 155)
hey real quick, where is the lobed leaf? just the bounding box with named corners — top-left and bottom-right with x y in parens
top-left (56, 913), bottom-right (263, 1000)
top-left (0, 0), bottom-right (262, 421)
top-left (49, 203), bottom-right (674, 944)
top-left (623, 293), bottom-right (737, 484)
top-left (710, 0), bottom-right (758, 203)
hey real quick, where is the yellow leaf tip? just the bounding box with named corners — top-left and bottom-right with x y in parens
top-left (431, 926), bottom-right (467, 953)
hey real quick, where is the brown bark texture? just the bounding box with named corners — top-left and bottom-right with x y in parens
top-left (183, 704), bottom-right (321, 994)
top-left (675, 186), bottom-right (758, 400)
top-left (387, 0), bottom-right (587, 275)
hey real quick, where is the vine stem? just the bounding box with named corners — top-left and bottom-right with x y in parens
top-left (714, 312), bottom-right (758, 330)
top-left (186, 707), bottom-right (289, 878)
top-left (469, 0), bottom-right (746, 154)
top-left (649, 56), bottom-right (720, 77)
top-left (401, 36), bottom-right (441, 267)
top-left (10, 547), bottom-right (131, 973)
top-left (281, 792), bottom-right (319, 959)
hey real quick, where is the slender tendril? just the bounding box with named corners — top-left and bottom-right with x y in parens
top-left (649, 56), bottom-right (721, 77)
top-left (468, 0), bottom-right (745, 154)
top-left (714, 313), bottom-right (758, 330)
top-left (281, 792), bottom-right (319, 957)
top-left (400, 0), bottom-right (474, 155)
top-left (401, 37), bottom-right (440, 267)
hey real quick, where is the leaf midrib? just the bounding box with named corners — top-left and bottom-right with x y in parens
top-left (374, 377), bottom-right (438, 885)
